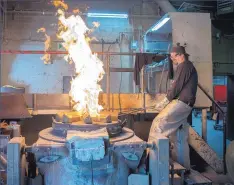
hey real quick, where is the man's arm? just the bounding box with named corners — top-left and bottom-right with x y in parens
top-left (166, 63), bottom-right (191, 101)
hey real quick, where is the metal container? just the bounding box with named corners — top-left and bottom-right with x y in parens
top-left (31, 119), bottom-right (147, 185)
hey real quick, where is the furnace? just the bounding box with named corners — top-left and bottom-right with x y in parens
top-left (28, 112), bottom-right (147, 185)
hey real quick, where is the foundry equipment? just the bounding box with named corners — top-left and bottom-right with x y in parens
top-left (1, 12), bottom-right (234, 185)
top-left (5, 111), bottom-right (170, 185)
top-left (0, 90), bottom-right (170, 185)
top-left (27, 112), bottom-right (148, 185)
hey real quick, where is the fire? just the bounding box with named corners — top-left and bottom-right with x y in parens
top-left (37, 28), bottom-right (51, 64)
top-left (54, 2), bottom-right (105, 117)
top-left (53, 1), bottom-right (68, 10)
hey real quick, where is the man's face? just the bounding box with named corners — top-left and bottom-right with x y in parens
top-left (170, 52), bottom-right (179, 65)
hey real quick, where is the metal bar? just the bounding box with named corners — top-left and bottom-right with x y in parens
top-left (223, 113), bottom-right (227, 174)
top-left (198, 83), bottom-right (224, 114)
top-left (30, 109), bottom-right (70, 115)
top-left (0, 0), bottom-right (2, 91)
top-left (202, 109), bottom-right (207, 142)
top-left (140, 66), bottom-right (146, 113)
top-left (0, 50), bottom-right (134, 55)
top-left (215, 112), bottom-right (220, 127)
top-left (132, 53), bottom-right (136, 93)
top-left (6, 10), bottom-right (161, 19)
top-left (0, 0), bottom-right (5, 91)
top-left (101, 39), bottom-right (104, 61)
top-left (0, 50), bottom-right (167, 56)
top-left (106, 55), bottom-right (110, 111)
top-left (109, 68), bottom-right (134, 72)
top-left (33, 94), bottom-right (37, 112)
top-left (0, 19), bottom-right (2, 92)
top-left (2, 37), bottom-right (118, 45)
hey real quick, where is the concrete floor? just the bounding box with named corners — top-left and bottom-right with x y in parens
top-left (20, 112), bottom-right (233, 184)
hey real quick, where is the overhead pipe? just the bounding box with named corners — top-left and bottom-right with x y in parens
top-left (2, 37), bottom-right (119, 45)
top-left (0, 50), bottom-right (167, 55)
top-left (6, 10), bottom-right (161, 18)
top-left (0, 50), bottom-right (135, 55)
top-left (154, 0), bottom-right (177, 13)
top-left (0, 0), bottom-right (3, 90)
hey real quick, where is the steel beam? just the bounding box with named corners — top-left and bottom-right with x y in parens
top-left (140, 66), bottom-right (146, 114)
top-left (202, 109), bottom-right (207, 142)
top-left (0, 37), bottom-right (1, 92)
top-left (109, 68), bottom-right (134, 72)
top-left (106, 55), bottom-right (110, 111)
top-left (21, 93), bottom-right (166, 115)
top-left (0, 92), bottom-right (209, 115)
top-left (6, 10), bottom-right (161, 19)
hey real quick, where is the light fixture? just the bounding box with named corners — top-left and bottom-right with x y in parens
top-left (151, 17), bottom-right (170, 31)
top-left (87, 13), bottom-right (128, 19)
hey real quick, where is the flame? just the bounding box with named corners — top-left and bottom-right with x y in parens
top-left (37, 27), bottom-right (52, 64)
top-left (53, 1), bottom-right (68, 10)
top-left (37, 27), bottom-right (46, 33)
top-left (54, 2), bottom-right (105, 117)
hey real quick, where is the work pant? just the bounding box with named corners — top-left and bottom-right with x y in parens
top-left (148, 99), bottom-right (192, 169)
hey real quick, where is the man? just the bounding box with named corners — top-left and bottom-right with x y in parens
top-left (148, 45), bottom-right (198, 170)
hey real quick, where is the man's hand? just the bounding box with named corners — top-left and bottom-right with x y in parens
top-left (154, 97), bottom-right (170, 112)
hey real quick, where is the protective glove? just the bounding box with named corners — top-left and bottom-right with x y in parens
top-left (154, 97), bottom-right (170, 112)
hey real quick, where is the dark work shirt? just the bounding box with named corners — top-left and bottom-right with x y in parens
top-left (166, 60), bottom-right (198, 106)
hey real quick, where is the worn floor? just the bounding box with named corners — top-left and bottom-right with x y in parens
top-left (20, 112), bottom-right (233, 184)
